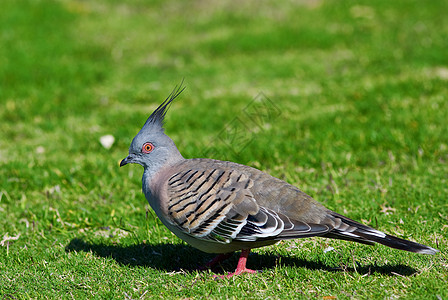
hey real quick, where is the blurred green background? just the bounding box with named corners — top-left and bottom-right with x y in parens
top-left (1, 0), bottom-right (447, 298)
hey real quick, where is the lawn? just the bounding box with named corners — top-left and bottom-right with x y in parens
top-left (1, 0), bottom-right (447, 298)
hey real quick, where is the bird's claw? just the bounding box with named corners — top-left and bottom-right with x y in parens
top-left (213, 268), bottom-right (257, 279)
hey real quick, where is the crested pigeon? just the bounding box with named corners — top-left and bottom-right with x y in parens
top-left (120, 85), bottom-right (438, 277)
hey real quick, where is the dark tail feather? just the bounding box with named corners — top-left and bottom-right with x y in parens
top-left (324, 232), bottom-right (375, 246)
top-left (325, 212), bottom-right (439, 255)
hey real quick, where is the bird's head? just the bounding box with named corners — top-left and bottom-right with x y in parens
top-left (120, 84), bottom-right (185, 171)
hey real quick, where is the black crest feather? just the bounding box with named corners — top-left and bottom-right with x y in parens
top-left (143, 81), bottom-right (185, 132)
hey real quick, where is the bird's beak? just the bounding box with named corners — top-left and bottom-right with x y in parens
top-left (120, 155), bottom-right (132, 167)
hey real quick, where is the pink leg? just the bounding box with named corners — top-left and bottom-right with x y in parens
top-left (215, 249), bottom-right (257, 278)
top-left (199, 253), bottom-right (233, 270)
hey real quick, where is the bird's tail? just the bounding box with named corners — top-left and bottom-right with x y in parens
top-left (324, 212), bottom-right (438, 255)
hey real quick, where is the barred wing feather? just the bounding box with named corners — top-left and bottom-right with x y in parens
top-left (166, 168), bottom-right (331, 244)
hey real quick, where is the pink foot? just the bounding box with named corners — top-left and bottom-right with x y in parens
top-left (213, 249), bottom-right (257, 279)
top-left (214, 267), bottom-right (257, 279)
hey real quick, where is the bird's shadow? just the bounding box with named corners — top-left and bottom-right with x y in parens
top-left (65, 238), bottom-right (418, 276)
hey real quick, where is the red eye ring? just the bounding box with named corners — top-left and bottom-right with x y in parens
top-left (142, 142), bottom-right (154, 154)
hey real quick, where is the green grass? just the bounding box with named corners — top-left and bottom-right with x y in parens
top-left (1, 0), bottom-right (447, 298)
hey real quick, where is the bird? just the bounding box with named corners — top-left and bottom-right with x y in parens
top-left (120, 85), bottom-right (438, 278)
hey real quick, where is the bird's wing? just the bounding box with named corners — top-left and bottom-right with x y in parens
top-left (166, 167), bottom-right (331, 244)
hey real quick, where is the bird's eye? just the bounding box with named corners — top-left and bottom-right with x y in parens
top-left (142, 142), bottom-right (154, 154)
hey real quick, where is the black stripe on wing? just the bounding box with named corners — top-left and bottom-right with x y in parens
top-left (235, 207), bottom-right (331, 242)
